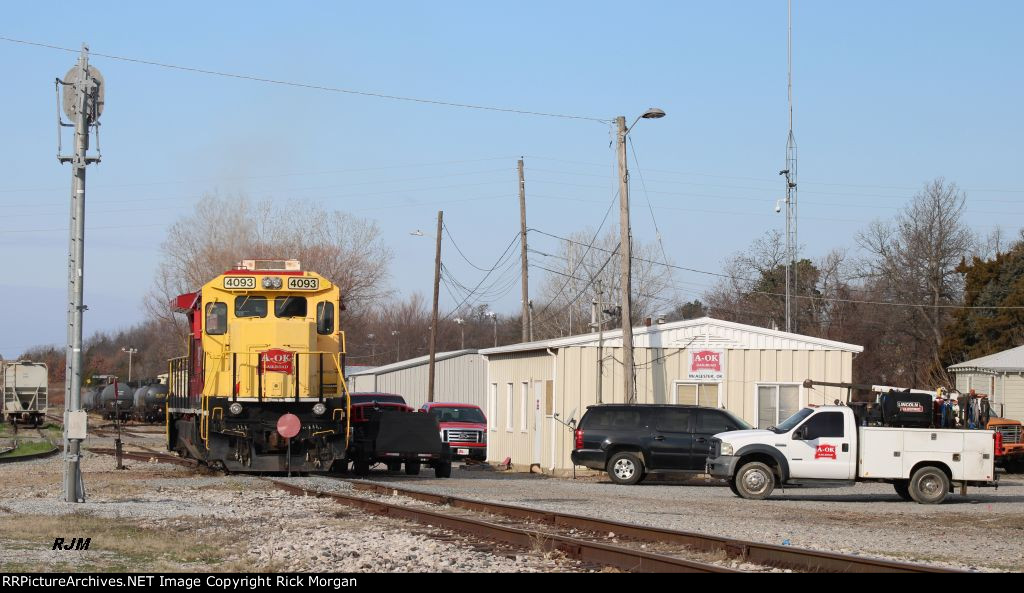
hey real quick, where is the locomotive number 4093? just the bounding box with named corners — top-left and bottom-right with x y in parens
top-left (287, 277), bottom-right (319, 290)
top-left (223, 276), bottom-right (256, 290)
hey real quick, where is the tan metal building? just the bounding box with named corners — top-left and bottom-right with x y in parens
top-left (346, 350), bottom-right (486, 410)
top-left (948, 345), bottom-right (1024, 422)
top-left (480, 317), bottom-right (863, 474)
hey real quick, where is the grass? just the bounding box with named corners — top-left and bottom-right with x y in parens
top-left (0, 512), bottom-right (237, 572)
top-left (0, 440), bottom-right (56, 458)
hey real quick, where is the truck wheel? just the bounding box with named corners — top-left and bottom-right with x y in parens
top-left (735, 462), bottom-right (775, 500)
top-left (893, 480), bottom-right (912, 501)
top-left (434, 461), bottom-right (452, 478)
top-left (386, 460), bottom-right (402, 473)
top-left (353, 459), bottom-right (370, 476)
top-left (607, 452), bottom-right (644, 485)
top-left (728, 478), bottom-right (741, 497)
top-left (909, 466), bottom-right (949, 504)
top-left (405, 461), bottom-right (421, 476)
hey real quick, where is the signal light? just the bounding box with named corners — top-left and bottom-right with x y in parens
top-left (574, 428), bottom-right (584, 450)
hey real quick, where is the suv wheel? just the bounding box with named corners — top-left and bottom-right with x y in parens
top-left (607, 452), bottom-right (644, 485)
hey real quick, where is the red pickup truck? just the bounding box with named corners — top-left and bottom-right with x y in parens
top-left (419, 402), bottom-right (487, 461)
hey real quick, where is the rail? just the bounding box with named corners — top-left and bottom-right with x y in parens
top-left (265, 478), bottom-right (736, 573)
top-left (337, 479), bottom-right (962, 573)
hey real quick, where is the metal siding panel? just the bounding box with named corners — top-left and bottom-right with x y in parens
top-left (762, 350), bottom-right (777, 382)
top-left (807, 351), bottom-right (825, 406)
top-left (1004, 375), bottom-right (1024, 423)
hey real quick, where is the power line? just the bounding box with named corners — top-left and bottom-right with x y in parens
top-left (530, 228), bottom-right (1024, 311)
top-left (1, 36), bottom-right (610, 124)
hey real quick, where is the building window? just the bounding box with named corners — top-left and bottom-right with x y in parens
top-left (506, 383), bottom-right (514, 431)
top-left (675, 382), bottom-right (718, 407)
top-left (488, 383), bottom-right (497, 431)
top-left (757, 384), bottom-right (801, 429)
top-left (520, 382), bottom-right (529, 433)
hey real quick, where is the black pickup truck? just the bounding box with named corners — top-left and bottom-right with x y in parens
top-left (347, 393), bottom-right (452, 478)
top-left (571, 404), bottom-right (751, 484)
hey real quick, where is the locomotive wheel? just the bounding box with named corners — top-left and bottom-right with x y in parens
top-left (386, 460), bottom-right (402, 473)
top-left (353, 459), bottom-right (370, 476)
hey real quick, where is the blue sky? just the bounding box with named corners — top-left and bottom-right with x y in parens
top-left (1, 1), bottom-right (1022, 358)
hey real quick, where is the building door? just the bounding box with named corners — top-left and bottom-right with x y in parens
top-left (533, 381), bottom-right (543, 465)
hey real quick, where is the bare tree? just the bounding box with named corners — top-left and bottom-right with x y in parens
top-left (532, 227), bottom-right (675, 338)
top-left (145, 193), bottom-right (393, 342)
top-left (855, 178), bottom-right (975, 385)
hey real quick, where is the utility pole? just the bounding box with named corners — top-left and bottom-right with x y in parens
top-left (427, 210), bottom-right (443, 403)
top-left (58, 44), bottom-right (103, 504)
top-left (590, 280), bottom-right (606, 404)
top-left (616, 116), bottom-right (636, 404)
top-left (391, 330), bottom-right (400, 362)
top-left (518, 158), bottom-right (531, 343)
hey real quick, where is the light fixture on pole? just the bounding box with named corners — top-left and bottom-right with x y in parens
top-left (484, 311), bottom-right (497, 348)
top-left (390, 330), bottom-right (400, 361)
top-left (454, 318), bottom-right (466, 349)
top-left (616, 107), bottom-right (666, 404)
top-left (121, 347), bottom-right (138, 384)
top-left (367, 333), bottom-right (376, 357)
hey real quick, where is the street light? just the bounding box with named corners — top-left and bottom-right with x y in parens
top-left (367, 333), bottom-right (376, 358)
top-left (391, 330), bottom-right (400, 361)
top-left (454, 318), bottom-right (466, 349)
top-left (484, 311), bottom-right (497, 348)
top-left (617, 107), bottom-right (666, 404)
top-left (121, 347), bottom-right (138, 384)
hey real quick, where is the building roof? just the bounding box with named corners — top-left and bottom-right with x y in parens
top-left (346, 349), bottom-right (481, 376)
top-left (480, 317), bottom-right (863, 355)
top-left (948, 344), bottom-right (1024, 374)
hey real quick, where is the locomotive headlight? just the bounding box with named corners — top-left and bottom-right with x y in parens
top-left (228, 402), bottom-right (243, 416)
top-left (261, 277), bottom-right (276, 289)
top-left (312, 403), bottom-right (327, 416)
top-left (272, 277), bottom-right (283, 289)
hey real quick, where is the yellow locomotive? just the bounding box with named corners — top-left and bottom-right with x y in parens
top-left (166, 259), bottom-right (350, 472)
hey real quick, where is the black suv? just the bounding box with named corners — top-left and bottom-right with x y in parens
top-left (571, 404), bottom-right (751, 484)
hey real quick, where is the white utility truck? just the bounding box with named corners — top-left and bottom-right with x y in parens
top-left (706, 404), bottom-right (998, 504)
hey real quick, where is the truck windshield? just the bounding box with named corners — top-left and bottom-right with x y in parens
top-left (429, 407), bottom-right (486, 424)
top-left (772, 408), bottom-right (814, 433)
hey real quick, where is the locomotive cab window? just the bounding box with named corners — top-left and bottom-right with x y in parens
top-left (235, 295), bottom-right (267, 318)
top-left (275, 296), bottom-right (307, 318)
top-left (316, 302), bottom-right (335, 334)
top-left (205, 302), bottom-right (227, 335)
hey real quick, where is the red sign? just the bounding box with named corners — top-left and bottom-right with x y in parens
top-left (277, 413), bottom-right (301, 439)
top-left (691, 350), bottom-right (722, 372)
top-left (815, 444), bottom-right (837, 460)
top-left (261, 349), bottom-right (294, 374)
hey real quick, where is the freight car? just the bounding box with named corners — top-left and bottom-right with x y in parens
top-left (134, 384), bottom-right (167, 424)
top-left (99, 383), bottom-right (133, 421)
top-left (2, 361), bottom-right (48, 425)
top-left (165, 259), bottom-right (350, 472)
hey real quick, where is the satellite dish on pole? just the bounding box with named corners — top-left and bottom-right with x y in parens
top-left (62, 64), bottom-right (104, 124)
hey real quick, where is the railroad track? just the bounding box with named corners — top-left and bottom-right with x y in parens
top-left (265, 478), bottom-right (738, 573)
top-left (86, 446), bottom-right (199, 469)
top-left (316, 478), bottom-right (960, 573)
top-left (0, 425), bottom-right (60, 463)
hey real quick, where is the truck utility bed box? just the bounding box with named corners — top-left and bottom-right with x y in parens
top-left (858, 426), bottom-right (995, 481)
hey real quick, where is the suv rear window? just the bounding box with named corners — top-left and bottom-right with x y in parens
top-left (581, 408), bottom-right (647, 430)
